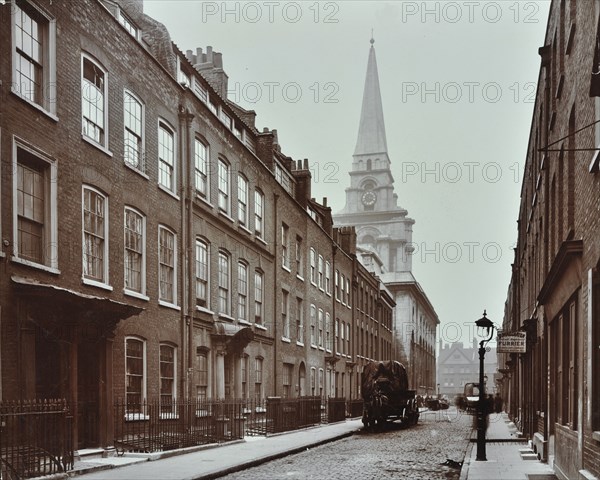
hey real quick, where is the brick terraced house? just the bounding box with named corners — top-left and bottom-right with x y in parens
top-left (500, 1), bottom-right (600, 478)
top-left (0, 0), bottom-right (395, 457)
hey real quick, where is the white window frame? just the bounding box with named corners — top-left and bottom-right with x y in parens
top-left (310, 304), bottom-right (317, 347)
top-left (158, 120), bottom-right (176, 194)
top-left (218, 159), bottom-right (230, 215)
top-left (124, 206), bottom-right (146, 297)
top-left (12, 138), bottom-right (58, 272)
top-left (125, 336), bottom-right (147, 412)
top-left (118, 7), bottom-right (139, 39)
top-left (217, 250), bottom-right (231, 315)
top-left (158, 225), bottom-right (178, 307)
top-left (318, 255), bottom-right (324, 290)
top-left (81, 54), bottom-right (108, 149)
top-left (282, 290), bottom-right (290, 340)
top-left (325, 261), bottom-right (331, 295)
top-left (281, 223), bottom-right (290, 269)
top-left (255, 270), bottom-right (264, 325)
top-left (195, 238), bottom-right (210, 310)
top-left (123, 90), bottom-right (145, 172)
top-left (254, 189), bottom-right (264, 238)
top-left (325, 312), bottom-right (331, 352)
top-left (295, 236), bottom-right (303, 278)
top-left (238, 174), bottom-right (248, 226)
top-left (238, 261), bottom-right (248, 321)
top-left (318, 308), bottom-right (324, 348)
top-left (194, 138), bottom-right (209, 200)
top-left (82, 185), bottom-right (110, 288)
top-left (11, 0), bottom-right (57, 117)
top-left (310, 248), bottom-right (316, 285)
top-left (255, 357), bottom-right (264, 401)
top-left (296, 297), bottom-right (304, 345)
top-left (159, 343), bottom-right (177, 416)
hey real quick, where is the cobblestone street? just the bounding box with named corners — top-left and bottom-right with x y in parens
top-left (219, 408), bottom-right (473, 480)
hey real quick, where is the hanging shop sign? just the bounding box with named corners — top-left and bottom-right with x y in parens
top-left (497, 331), bottom-right (526, 353)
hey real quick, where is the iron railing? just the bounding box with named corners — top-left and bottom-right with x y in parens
top-left (0, 399), bottom-right (73, 480)
top-left (265, 397), bottom-right (321, 433)
top-left (114, 398), bottom-right (258, 454)
top-left (346, 399), bottom-right (364, 418)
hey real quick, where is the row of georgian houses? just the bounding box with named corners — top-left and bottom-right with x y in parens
top-left (0, 0), bottom-right (396, 452)
top-left (500, 1), bottom-right (600, 479)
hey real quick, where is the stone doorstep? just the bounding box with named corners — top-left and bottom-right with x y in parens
top-left (521, 453), bottom-right (541, 461)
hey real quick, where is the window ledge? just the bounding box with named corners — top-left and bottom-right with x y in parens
top-left (296, 341), bottom-right (304, 347)
top-left (254, 323), bottom-right (267, 331)
top-left (159, 300), bottom-right (181, 311)
top-left (310, 344), bottom-right (318, 349)
top-left (326, 292), bottom-right (332, 297)
top-left (158, 184), bottom-right (180, 201)
top-left (239, 225), bottom-right (252, 235)
top-left (219, 211), bottom-right (235, 223)
top-left (310, 281), bottom-right (317, 288)
top-left (318, 347), bottom-right (325, 351)
top-left (296, 275), bottom-right (304, 282)
top-left (11, 256), bottom-right (60, 275)
top-left (124, 162), bottom-right (149, 180)
top-left (11, 90), bottom-right (58, 122)
top-left (238, 319), bottom-right (252, 326)
top-left (0, 252), bottom-right (5, 258)
top-left (281, 337), bottom-right (291, 343)
top-left (82, 135), bottom-right (113, 157)
top-left (83, 277), bottom-right (113, 291)
top-left (256, 236), bottom-right (267, 246)
top-left (196, 305), bottom-right (214, 315)
top-left (196, 194), bottom-right (213, 208)
top-left (218, 313), bottom-right (235, 321)
top-left (593, 431), bottom-right (600, 442)
top-left (123, 289), bottom-right (149, 301)
top-left (282, 265), bottom-right (291, 273)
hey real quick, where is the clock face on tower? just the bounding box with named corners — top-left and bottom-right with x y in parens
top-left (361, 190), bottom-right (377, 207)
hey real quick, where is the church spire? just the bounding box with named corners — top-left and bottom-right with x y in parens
top-left (354, 37), bottom-right (388, 157)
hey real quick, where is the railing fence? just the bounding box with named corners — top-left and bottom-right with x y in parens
top-left (0, 399), bottom-right (73, 480)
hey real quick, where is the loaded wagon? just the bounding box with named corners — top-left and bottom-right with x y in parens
top-left (361, 360), bottom-right (419, 429)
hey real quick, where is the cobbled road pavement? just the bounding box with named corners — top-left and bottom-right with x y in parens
top-left (219, 407), bottom-right (473, 480)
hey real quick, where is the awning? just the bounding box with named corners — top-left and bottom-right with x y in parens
top-left (11, 275), bottom-right (144, 321)
top-left (212, 321), bottom-right (254, 352)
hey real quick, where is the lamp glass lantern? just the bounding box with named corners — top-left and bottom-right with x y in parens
top-left (476, 310), bottom-right (494, 343)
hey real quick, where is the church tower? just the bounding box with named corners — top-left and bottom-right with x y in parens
top-left (333, 38), bottom-right (439, 394)
top-left (335, 37), bottom-right (415, 275)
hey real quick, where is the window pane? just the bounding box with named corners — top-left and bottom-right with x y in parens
top-left (83, 188), bottom-right (105, 281)
top-left (158, 124), bottom-right (174, 190)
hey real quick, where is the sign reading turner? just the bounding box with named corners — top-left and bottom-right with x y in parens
top-left (497, 332), bottom-right (527, 353)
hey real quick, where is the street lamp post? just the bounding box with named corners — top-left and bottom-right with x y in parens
top-left (475, 310), bottom-right (495, 462)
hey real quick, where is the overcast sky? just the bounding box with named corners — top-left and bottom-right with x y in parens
top-left (144, 0), bottom-right (551, 346)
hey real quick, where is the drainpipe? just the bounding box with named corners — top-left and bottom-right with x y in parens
top-left (272, 193), bottom-right (280, 396)
top-left (178, 105), bottom-right (195, 400)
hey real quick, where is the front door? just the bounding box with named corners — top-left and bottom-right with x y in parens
top-left (77, 340), bottom-right (99, 448)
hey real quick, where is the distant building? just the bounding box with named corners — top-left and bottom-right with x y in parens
top-left (333, 38), bottom-right (439, 394)
top-left (437, 341), bottom-right (497, 400)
